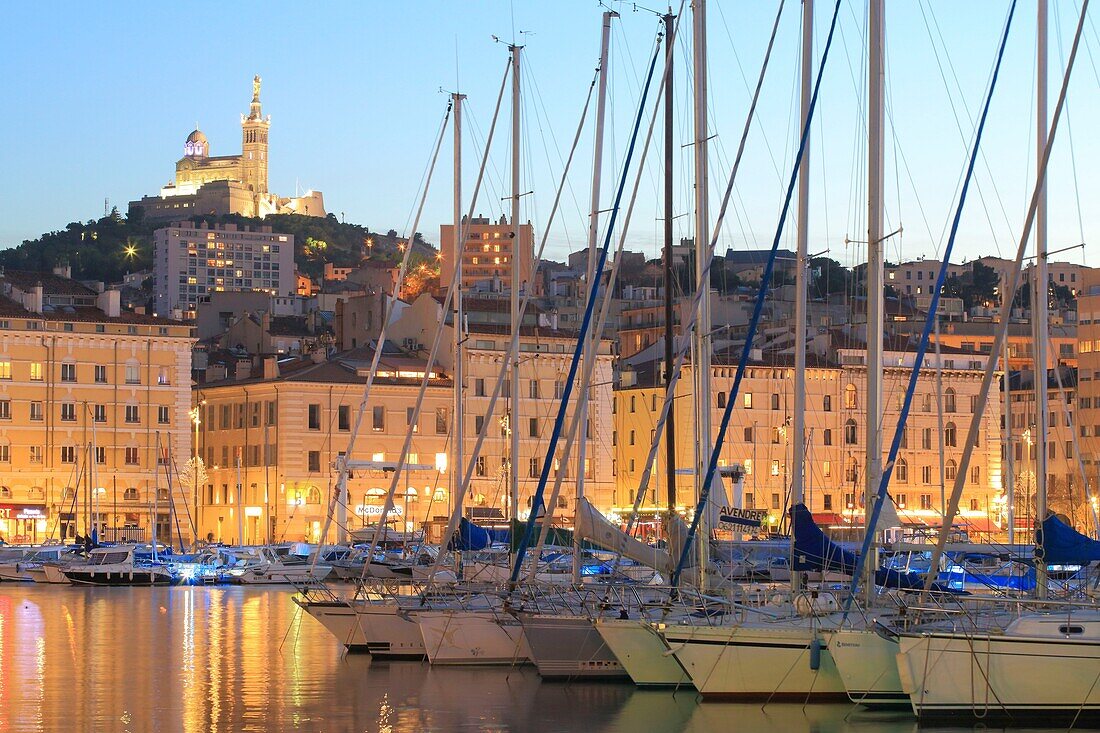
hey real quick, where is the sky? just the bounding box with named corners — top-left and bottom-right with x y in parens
top-left (0, 1), bottom-right (1096, 270)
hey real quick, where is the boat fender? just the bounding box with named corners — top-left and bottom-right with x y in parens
top-left (809, 637), bottom-right (822, 671)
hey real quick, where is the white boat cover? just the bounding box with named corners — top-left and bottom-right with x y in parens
top-left (574, 497), bottom-right (672, 575)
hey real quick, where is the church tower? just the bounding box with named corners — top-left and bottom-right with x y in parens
top-left (240, 75), bottom-right (270, 195)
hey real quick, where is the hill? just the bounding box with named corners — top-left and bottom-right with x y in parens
top-left (0, 210), bottom-right (437, 284)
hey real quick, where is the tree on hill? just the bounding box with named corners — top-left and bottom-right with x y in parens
top-left (0, 211), bottom-right (437, 284)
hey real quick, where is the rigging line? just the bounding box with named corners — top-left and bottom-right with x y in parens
top-left (420, 60), bottom-right (604, 593)
top-left (901, 0), bottom-right (1089, 606)
top-left (354, 60), bottom-right (511, 577)
top-left (510, 24), bottom-right (665, 587)
top-left (1055, 3), bottom-right (1088, 248)
top-left (670, 0), bottom-right (842, 588)
top-left (316, 96), bottom-right (455, 558)
top-left (921, 0), bottom-right (1017, 250)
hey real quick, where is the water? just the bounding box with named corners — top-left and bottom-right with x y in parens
top-left (0, 586), bottom-right (1060, 732)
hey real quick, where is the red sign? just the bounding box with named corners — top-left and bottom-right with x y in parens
top-left (0, 504), bottom-right (48, 520)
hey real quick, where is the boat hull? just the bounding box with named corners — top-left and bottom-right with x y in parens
top-left (64, 569), bottom-right (172, 586)
top-left (417, 610), bottom-right (532, 666)
top-left (898, 631), bottom-right (1100, 720)
top-left (596, 619), bottom-right (692, 687)
top-left (663, 624), bottom-right (847, 700)
top-left (295, 598), bottom-right (369, 652)
top-left (520, 614), bottom-right (627, 679)
top-left (354, 602), bottom-right (426, 659)
top-left (830, 628), bottom-right (907, 707)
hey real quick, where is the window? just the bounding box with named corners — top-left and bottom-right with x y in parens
top-left (60, 403), bottom-right (76, 422)
top-left (823, 494), bottom-right (833, 510)
top-left (95, 365), bottom-right (107, 383)
top-left (823, 428), bottom-right (832, 446)
top-left (970, 465), bottom-right (980, 484)
top-left (157, 368), bottom-right (171, 386)
top-left (0, 400), bottom-right (8, 420)
top-left (30, 446), bottom-right (43, 464)
top-left (0, 361), bottom-right (9, 379)
top-left (922, 428), bottom-right (932, 450)
top-left (308, 404), bottom-right (321, 430)
top-left (896, 458), bottom-right (908, 483)
top-left (266, 400), bottom-right (277, 426)
top-left (436, 407), bottom-right (448, 434)
top-left (96, 446), bottom-right (106, 464)
top-left (823, 394), bottom-right (832, 412)
top-left (528, 418), bottom-right (539, 438)
top-left (844, 384), bottom-right (857, 409)
top-left (125, 405), bottom-right (140, 424)
top-left (30, 402), bottom-right (43, 421)
top-left (922, 465), bottom-right (932, 484)
top-left (823, 460), bottom-right (832, 477)
top-left (555, 381), bottom-right (565, 399)
top-left (220, 405), bottom-right (230, 429)
top-left (743, 393), bottom-right (753, 409)
top-left (93, 404), bottom-right (106, 423)
top-left (630, 395), bottom-right (636, 413)
top-left (125, 447), bottom-right (139, 465)
top-left (772, 427), bottom-right (782, 444)
top-left (844, 419), bottom-right (858, 445)
top-left (29, 362), bottom-right (43, 381)
top-left (944, 388), bottom-right (957, 413)
top-left (771, 393), bottom-right (780, 410)
top-left (744, 426), bottom-right (754, 442)
top-left (475, 415), bottom-right (485, 434)
top-left (717, 392), bottom-right (726, 408)
top-left (61, 363), bottom-right (76, 382)
top-left (944, 422), bottom-right (957, 448)
top-left (60, 446), bottom-right (76, 463)
top-left (846, 460), bottom-right (859, 483)
top-left (529, 380), bottom-right (540, 399)
top-left (372, 406), bottom-right (384, 431)
top-left (529, 457), bottom-right (540, 478)
top-left (308, 451), bottom-right (321, 472)
top-left (920, 494), bottom-right (933, 510)
top-left (475, 378), bottom-right (486, 397)
top-left (406, 407), bottom-right (418, 432)
top-left (124, 488), bottom-right (139, 501)
top-left (771, 460), bottom-right (780, 476)
top-left (475, 456), bottom-right (486, 477)
top-left (338, 405), bottom-right (350, 431)
top-left (629, 430), bottom-right (635, 446)
top-left (125, 364), bottom-right (140, 384)
top-left (771, 493), bottom-right (781, 510)
top-left (945, 459), bottom-right (958, 481)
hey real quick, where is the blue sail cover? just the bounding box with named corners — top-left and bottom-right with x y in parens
top-left (451, 518), bottom-right (509, 551)
top-left (791, 503), bottom-right (858, 574)
top-left (791, 504), bottom-right (958, 592)
top-left (1038, 514), bottom-right (1100, 565)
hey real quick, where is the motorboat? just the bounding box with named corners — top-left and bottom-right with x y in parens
top-left (63, 546), bottom-right (173, 586)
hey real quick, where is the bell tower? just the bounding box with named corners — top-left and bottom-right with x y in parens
top-left (241, 75), bottom-right (270, 195)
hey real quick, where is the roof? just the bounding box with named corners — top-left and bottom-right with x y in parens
top-left (2, 270), bottom-right (97, 297)
top-left (201, 345), bottom-right (452, 389)
top-left (0, 294), bottom-right (183, 327)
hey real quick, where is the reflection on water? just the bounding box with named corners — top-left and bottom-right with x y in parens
top-left (0, 587), bottom-right (1032, 732)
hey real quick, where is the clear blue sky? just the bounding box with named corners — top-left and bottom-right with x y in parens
top-left (0, 1), bottom-right (1095, 269)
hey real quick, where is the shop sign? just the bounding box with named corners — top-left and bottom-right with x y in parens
top-left (0, 504), bottom-right (48, 520)
top-left (354, 505), bottom-right (404, 517)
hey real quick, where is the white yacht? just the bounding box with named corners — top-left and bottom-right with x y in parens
top-left (63, 546), bottom-right (172, 586)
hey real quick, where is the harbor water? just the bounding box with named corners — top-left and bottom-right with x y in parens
top-left (0, 585), bottom-right (1061, 732)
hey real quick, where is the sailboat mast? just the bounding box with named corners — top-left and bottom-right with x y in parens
top-left (791, 0), bottom-right (813, 595)
top-left (575, 10), bottom-right (614, 583)
top-left (509, 44), bottom-right (522, 528)
top-left (692, 0), bottom-right (711, 588)
top-left (1004, 334), bottom-right (1015, 543)
top-left (1034, 0), bottom-right (1050, 598)
top-left (452, 91), bottom-right (465, 532)
top-left (663, 9), bottom-right (677, 516)
top-left (864, 0), bottom-right (885, 605)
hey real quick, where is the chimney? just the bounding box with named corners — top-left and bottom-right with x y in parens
top-left (234, 359), bottom-right (252, 381)
top-left (262, 355), bottom-right (279, 379)
top-left (97, 289), bottom-right (121, 318)
top-left (53, 264), bottom-right (72, 279)
top-left (25, 284), bottom-right (44, 314)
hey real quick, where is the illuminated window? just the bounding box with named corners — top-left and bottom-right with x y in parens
top-left (0, 361), bottom-right (10, 380)
top-left (29, 362), bottom-right (43, 381)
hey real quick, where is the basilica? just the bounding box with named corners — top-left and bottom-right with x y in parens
top-left (129, 76), bottom-right (325, 222)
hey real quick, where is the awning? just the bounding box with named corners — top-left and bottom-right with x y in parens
top-left (812, 512), bottom-right (851, 527)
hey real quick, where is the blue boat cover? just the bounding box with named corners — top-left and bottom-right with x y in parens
top-left (791, 503), bottom-right (857, 574)
top-left (791, 504), bottom-right (959, 592)
top-left (452, 518), bottom-right (509, 551)
top-left (1037, 514), bottom-right (1100, 565)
